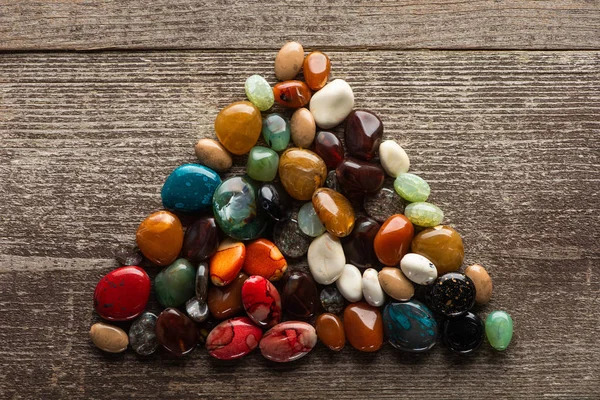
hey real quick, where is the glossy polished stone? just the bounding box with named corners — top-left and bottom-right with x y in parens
top-left (136, 210), bottom-right (183, 266)
top-left (273, 80), bottom-right (312, 108)
top-left (404, 202), bottom-right (444, 227)
top-left (214, 101), bottom-right (262, 155)
top-left (336, 158), bottom-right (385, 198)
top-left (411, 225), bottom-right (464, 275)
top-left (345, 110), bottom-right (383, 160)
top-left (262, 113), bottom-right (291, 151)
top-left (343, 302), bottom-right (384, 352)
top-left (273, 217), bottom-right (312, 258)
top-left (428, 273), bottom-right (476, 318)
top-left (156, 308), bottom-right (198, 356)
top-left (207, 272), bottom-right (248, 319)
top-left (443, 312), bottom-right (484, 354)
top-left (379, 140), bottom-right (410, 177)
top-left (279, 148), bottom-right (327, 200)
top-left (303, 51), bottom-right (331, 90)
top-left (308, 233), bottom-right (346, 284)
top-left (394, 173), bottom-right (430, 203)
top-left (383, 300), bottom-right (438, 352)
top-left (290, 107), bottom-right (316, 148)
top-left (247, 146), bottom-right (279, 182)
top-left (325, 170), bottom-right (340, 191)
top-left (161, 163), bottom-right (221, 213)
top-left (316, 313), bottom-right (345, 351)
top-left (341, 216), bottom-right (381, 269)
top-left (245, 74), bottom-right (274, 111)
top-left (485, 311), bottom-right (513, 351)
top-left (182, 216), bottom-right (220, 263)
top-left (194, 138), bottom-right (232, 172)
top-left (195, 262), bottom-right (210, 301)
top-left (298, 202), bottom-right (326, 237)
top-left (400, 253), bottom-right (438, 285)
top-left (186, 297), bottom-right (210, 323)
top-left (94, 266), bottom-right (150, 321)
top-left (243, 238), bottom-right (287, 281)
top-left (309, 79), bottom-right (354, 129)
top-left (114, 245), bottom-right (143, 267)
top-left (378, 267), bottom-right (414, 301)
top-left (373, 214), bottom-right (414, 266)
top-left (209, 239), bottom-right (246, 286)
top-left (275, 41), bottom-right (304, 81)
top-left (90, 322), bottom-right (128, 353)
top-left (320, 286), bottom-right (345, 314)
top-left (213, 176), bottom-right (267, 240)
top-left (362, 268), bottom-right (386, 307)
top-left (128, 312), bottom-right (159, 356)
top-left (259, 321), bottom-right (317, 362)
top-left (281, 271), bottom-right (318, 318)
top-left (258, 183), bottom-right (292, 222)
top-left (155, 258), bottom-right (196, 308)
top-left (312, 188), bottom-right (355, 238)
top-left (465, 264), bottom-right (493, 304)
top-left (363, 188), bottom-right (405, 223)
top-left (314, 131), bottom-right (345, 169)
top-left (242, 275), bottom-right (282, 327)
top-left (206, 317), bottom-right (263, 360)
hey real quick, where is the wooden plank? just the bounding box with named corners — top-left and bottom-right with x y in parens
top-left (0, 50), bottom-right (599, 398)
top-left (0, 1), bottom-right (599, 51)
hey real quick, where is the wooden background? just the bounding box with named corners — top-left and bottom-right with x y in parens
top-left (0, 1), bottom-right (599, 399)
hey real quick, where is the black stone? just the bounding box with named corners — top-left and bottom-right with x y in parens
top-left (427, 272), bottom-right (476, 318)
top-left (442, 312), bottom-right (484, 354)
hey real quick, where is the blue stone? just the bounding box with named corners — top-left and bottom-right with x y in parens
top-left (161, 164), bottom-right (221, 213)
top-left (383, 300), bottom-right (438, 352)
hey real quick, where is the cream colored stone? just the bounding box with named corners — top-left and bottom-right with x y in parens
top-left (379, 140), bottom-right (410, 177)
top-left (309, 79), bottom-right (354, 129)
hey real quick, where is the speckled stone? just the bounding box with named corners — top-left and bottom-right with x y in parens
top-left (273, 216), bottom-right (312, 259)
top-left (364, 188), bottom-right (405, 223)
top-left (325, 170), bottom-right (341, 192)
top-left (320, 286), bottom-right (345, 314)
top-left (128, 312), bottom-right (159, 356)
top-left (427, 273), bottom-right (476, 318)
top-left (114, 245), bottom-right (143, 266)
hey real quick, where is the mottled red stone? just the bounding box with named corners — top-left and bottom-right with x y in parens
top-left (93, 266), bottom-right (150, 322)
top-left (259, 321), bottom-right (317, 362)
top-left (241, 275), bottom-right (282, 328)
top-left (206, 316), bottom-right (263, 360)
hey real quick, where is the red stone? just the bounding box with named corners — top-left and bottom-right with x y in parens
top-left (344, 110), bottom-right (383, 160)
top-left (314, 131), bottom-right (345, 169)
top-left (241, 275), bottom-right (282, 328)
top-left (259, 321), bottom-right (317, 362)
top-left (336, 158), bottom-right (385, 198)
top-left (206, 317), bottom-right (263, 360)
top-left (273, 80), bottom-right (312, 108)
top-left (93, 266), bottom-right (150, 322)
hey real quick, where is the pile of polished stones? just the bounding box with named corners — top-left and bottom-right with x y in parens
top-left (90, 42), bottom-right (514, 361)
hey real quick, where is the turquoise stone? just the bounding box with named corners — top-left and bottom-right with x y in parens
top-left (383, 300), bottom-right (438, 352)
top-left (213, 176), bottom-right (267, 240)
top-left (404, 202), bottom-right (444, 227)
top-left (262, 113), bottom-right (291, 152)
top-left (485, 310), bottom-right (513, 351)
top-left (155, 258), bottom-right (196, 308)
top-left (247, 146), bottom-right (279, 182)
top-left (297, 202), bottom-right (326, 237)
top-left (161, 163), bottom-right (221, 213)
top-left (245, 74), bottom-right (274, 111)
top-left (393, 173), bottom-right (430, 202)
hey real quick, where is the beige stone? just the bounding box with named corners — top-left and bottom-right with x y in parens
top-left (290, 108), bottom-right (316, 148)
top-left (378, 267), bottom-right (414, 301)
top-left (465, 264), bottom-right (493, 304)
top-left (274, 41), bottom-right (304, 81)
top-left (89, 322), bottom-right (128, 353)
top-left (194, 138), bottom-right (232, 172)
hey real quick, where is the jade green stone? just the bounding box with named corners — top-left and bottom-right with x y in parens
top-left (245, 74), bottom-right (274, 111)
top-left (394, 173), bottom-right (430, 202)
top-left (155, 258), bottom-right (196, 308)
top-left (247, 146), bottom-right (279, 182)
top-left (404, 202), bottom-right (444, 227)
top-left (485, 310), bottom-right (513, 351)
top-left (297, 202), bottom-right (326, 237)
top-left (262, 113), bottom-right (291, 152)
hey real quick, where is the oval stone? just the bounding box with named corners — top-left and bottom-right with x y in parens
top-left (156, 308), bottom-right (198, 356)
top-left (207, 271), bottom-right (248, 319)
top-left (404, 202), bottom-right (444, 227)
top-left (362, 268), bottom-right (386, 307)
top-left (336, 264), bottom-right (363, 302)
top-left (275, 41), bottom-right (304, 81)
top-left (314, 130), bottom-right (345, 169)
top-left (259, 321), bottom-right (317, 362)
top-left (383, 300), bottom-right (438, 352)
top-left (258, 183), bottom-right (292, 222)
top-left (243, 238), bottom-right (288, 281)
top-left (195, 261), bottom-right (209, 302)
top-left (136, 210), bottom-right (183, 266)
top-left (316, 313), bottom-right (345, 351)
top-left (209, 239), bottom-right (246, 286)
top-left (320, 286), bottom-right (345, 314)
top-left (90, 322), bottom-right (128, 353)
top-left (206, 316), bottom-right (263, 360)
top-left (411, 225), bottom-right (464, 275)
top-left (278, 148), bottom-right (327, 201)
top-left (242, 276), bottom-right (282, 328)
top-left (400, 253), bottom-right (438, 285)
top-left (290, 107), bottom-right (316, 148)
top-left (378, 267), bottom-right (415, 302)
top-left (93, 266), bottom-right (150, 321)
top-left (343, 302), bottom-right (384, 352)
top-left (298, 202), bottom-right (326, 237)
top-left (312, 188), bottom-right (355, 238)
top-left (161, 163), bottom-right (222, 213)
top-left (182, 216), bottom-right (221, 263)
top-left (262, 113), bottom-right (290, 151)
top-left (394, 173), bottom-right (430, 203)
top-left (309, 79), bottom-right (354, 129)
top-left (308, 233), bottom-right (346, 284)
top-left (128, 312), bottom-right (159, 356)
top-left (465, 264), bottom-right (493, 304)
top-left (443, 312), bottom-right (484, 354)
top-left (428, 273), bottom-right (476, 318)
top-left (341, 216), bottom-right (381, 269)
top-left (281, 271), bottom-right (318, 318)
top-left (214, 101), bottom-right (262, 155)
top-left (485, 310), bottom-right (514, 351)
top-left (273, 80), bottom-right (312, 108)
top-left (194, 138), bottom-right (232, 172)
top-left (378, 140), bottom-right (410, 177)
top-left (373, 214), bottom-right (414, 266)
top-left (155, 258), bottom-right (196, 308)
top-left (245, 74), bottom-right (274, 111)
top-left (247, 146), bottom-right (279, 182)
top-left (303, 51), bottom-right (331, 91)
top-left (336, 157), bottom-right (385, 198)
top-left (345, 110), bottom-right (383, 160)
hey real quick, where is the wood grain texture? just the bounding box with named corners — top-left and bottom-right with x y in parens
top-left (0, 50), bottom-right (599, 398)
top-left (1, 0), bottom-right (600, 51)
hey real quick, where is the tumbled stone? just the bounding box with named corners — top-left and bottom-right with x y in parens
top-left (155, 258), bottom-right (196, 308)
top-left (411, 225), bottom-right (464, 275)
top-left (443, 312), bottom-right (484, 354)
top-left (363, 188), bottom-right (404, 224)
top-left (373, 214), bottom-right (414, 266)
top-left (303, 51), bottom-right (331, 91)
top-left (242, 275), bottom-right (282, 328)
top-left (245, 74), bottom-right (274, 111)
top-left (345, 110), bottom-right (383, 160)
top-left (259, 321), bottom-right (317, 362)
top-left (194, 138), bottom-right (233, 172)
top-left (258, 183), bottom-right (293, 222)
top-left (341, 216), bottom-right (380, 269)
top-left (262, 113), bottom-right (290, 151)
top-left (298, 202), bottom-right (326, 237)
top-left (312, 188), bottom-right (355, 238)
top-left (182, 216), bottom-right (220, 263)
top-left (336, 264), bottom-right (363, 302)
top-left (308, 233), bottom-right (346, 284)
top-left (465, 264), bottom-right (493, 304)
top-left (136, 210), bottom-right (183, 266)
top-left (243, 238), bottom-right (287, 281)
top-left (275, 41), bottom-right (304, 81)
top-left (394, 173), bottom-right (430, 203)
top-left (90, 322), bottom-right (128, 353)
top-left (273, 80), bottom-right (312, 108)
top-left (290, 107), bottom-right (316, 148)
top-left (485, 310), bottom-right (513, 351)
top-left (343, 302), bottom-right (383, 352)
top-left (383, 300), bottom-right (438, 352)
top-left (362, 268), bottom-right (386, 307)
top-left (273, 217), bottom-right (312, 259)
top-left (94, 266), bottom-right (150, 321)
top-left (186, 297), bottom-right (210, 323)
top-left (320, 286), bottom-right (345, 314)
top-left (336, 157), bottom-right (385, 198)
top-left (247, 146), bottom-right (279, 182)
top-left (316, 313), bottom-right (345, 351)
top-left (309, 79), bottom-right (354, 129)
top-left (215, 101), bottom-right (262, 155)
top-left (279, 148), bottom-right (327, 200)
top-left (404, 202), bottom-right (444, 227)
top-left (325, 170), bottom-right (340, 191)
top-left (378, 140), bottom-right (410, 177)
top-left (195, 262), bottom-right (209, 302)
top-left (209, 239), bottom-right (246, 286)
top-left (314, 131), bottom-right (345, 169)
top-left (378, 267), bottom-right (414, 301)
top-left (207, 271), bottom-right (248, 319)
top-left (400, 253), bottom-right (438, 285)
top-left (128, 312), bottom-right (159, 356)
top-left (428, 273), bottom-right (476, 318)
top-left (161, 163), bottom-right (222, 213)
top-left (156, 308), bottom-right (198, 356)
top-left (206, 316), bottom-right (263, 360)
top-left (114, 245), bottom-right (143, 266)
top-left (281, 271), bottom-right (318, 318)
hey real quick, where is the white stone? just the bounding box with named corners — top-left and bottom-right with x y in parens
top-left (379, 140), bottom-right (410, 177)
top-left (400, 253), bottom-right (438, 285)
top-left (307, 233), bottom-right (346, 284)
top-left (336, 264), bottom-right (363, 302)
top-left (362, 268), bottom-right (386, 307)
top-left (309, 79), bottom-right (354, 129)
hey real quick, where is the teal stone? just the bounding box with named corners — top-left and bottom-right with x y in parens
top-left (383, 300), bottom-right (438, 352)
top-left (247, 146), bottom-right (279, 182)
top-left (394, 173), bottom-right (430, 202)
top-left (262, 113), bottom-right (291, 152)
top-left (245, 74), bottom-right (274, 111)
top-left (485, 310), bottom-right (514, 351)
top-left (155, 258), bottom-right (196, 308)
top-left (161, 163), bottom-right (221, 213)
top-left (213, 176), bottom-right (267, 240)
top-left (404, 202), bottom-right (444, 227)
top-left (297, 202), bottom-right (326, 237)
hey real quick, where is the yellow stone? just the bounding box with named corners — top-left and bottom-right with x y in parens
top-left (312, 188), bottom-right (355, 237)
top-left (278, 148), bottom-right (327, 200)
top-left (214, 101), bottom-right (262, 155)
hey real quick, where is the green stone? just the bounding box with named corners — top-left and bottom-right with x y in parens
top-left (245, 74), bottom-right (274, 111)
top-left (262, 113), bottom-right (291, 152)
top-left (394, 173), bottom-right (430, 202)
top-left (155, 258), bottom-right (196, 308)
top-left (297, 202), bottom-right (326, 237)
top-left (404, 202), bottom-right (444, 227)
top-left (247, 146), bottom-right (279, 182)
top-left (485, 311), bottom-right (513, 351)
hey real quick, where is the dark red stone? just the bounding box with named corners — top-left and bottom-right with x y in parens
top-left (345, 110), bottom-right (383, 160)
top-left (335, 158), bottom-right (385, 198)
top-left (156, 308), bottom-right (198, 356)
top-left (93, 266), bottom-right (150, 322)
top-left (206, 316), bottom-right (263, 360)
top-left (342, 216), bottom-right (382, 269)
top-left (281, 271), bottom-right (318, 318)
top-left (241, 275), bottom-right (282, 328)
top-left (314, 131), bottom-right (345, 169)
top-left (182, 216), bottom-right (221, 262)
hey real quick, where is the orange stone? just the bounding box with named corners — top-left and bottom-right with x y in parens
top-left (214, 101), bottom-right (262, 155)
top-left (303, 51), bottom-right (331, 91)
top-left (343, 302), bottom-right (383, 352)
top-left (316, 313), bottom-right (345, 351)
top-left (273, 80), bottom-right (312, 108)
top-left (312, 188), bottom-right (355, 237)
top-left (243, 238), bottom-right (288, 281)
top-left (207, 272), bottom-right (248, 319)
top-left (135, 210), bottom-right (183, 266)
top-left (209, 239), bottom-right (246, 286)
top-left (411, 225), bottom-right (464, 274)
top-left (373, 214), bottom-right (414, 266)
top-left (278, 148), bottom-right (327, 200)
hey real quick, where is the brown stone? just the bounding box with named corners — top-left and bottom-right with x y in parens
top-left (464, 264), bottom-right (493, 304)
top-left (274, 41), bottom-right (304, 81)
top-left (278, 148), bottom-right (327, 200)
top-left (312, 188), bottom-right (355, 237)
top-left (343, 302), bottom-right (383, 352)
top-left (89, 322), bottom-right (128, 353)
top-left (316, 313), bottom-right (345, 351)
top-left (290, 108), bottom-right (316, 148)
top-left (207, 271), bottom-right (248, 319)
top-left (411, 225), bottom-right (464, 274)
top-left (194, 138), bottom-right (232, 172)
top-left (378, 267), bottom-right (414, 301)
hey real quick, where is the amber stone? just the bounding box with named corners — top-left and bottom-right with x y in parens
top-left (273, 80), bottom-right (312, 108)
top-left (214, 101), bottom-right (262, 155)
top-left (342, 216), bottom-right (381, 269)
top-left (136, 210), bottom-right (184, 266)
top-left (343, 302), bottom-right (384, 352)
top-left (336, 158), bottom-right (385, 198)
top-left (155, 308), bottom-right (198, 356)
top-left (278, 148), bottom-right (327, 200)
top-left (303, 51), bottom-right (331, 91)
top-left (374, 214), bottom-right (414, 266)
top-left (312, 188), bottom-right (355, 238)
top-left (281, 270), bottom-right (318, 318)
top-left (316, 313), bottom-right (345, 351)
top-left (207, 272), bottom-right (248, 319)
top-left (181, 216), bottom-right (221, 262)
top-left (411, 225), bottom-right (464, 274)
top-left (345, 110), bottom-right (383, 160)
top-left (314, 131), bottom-right (345, 169)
